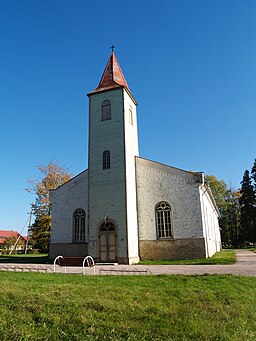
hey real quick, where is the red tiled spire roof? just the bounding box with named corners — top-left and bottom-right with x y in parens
top-left (90, 52), bottom-right (130, 94)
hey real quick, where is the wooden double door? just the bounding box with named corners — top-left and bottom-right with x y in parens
top-left (99, 221), bottom-right (117, 262)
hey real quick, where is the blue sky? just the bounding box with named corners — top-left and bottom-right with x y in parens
top-left (0, 0), bottom-right (255, 233)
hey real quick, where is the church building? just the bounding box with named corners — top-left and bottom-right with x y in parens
top-left (49, 51), bottom-right (221, 264)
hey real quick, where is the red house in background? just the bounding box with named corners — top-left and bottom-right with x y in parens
top-left (0, 230), bottom-right (27, 252)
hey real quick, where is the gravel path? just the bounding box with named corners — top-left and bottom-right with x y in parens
top-left (94, 250), bottom-right (256, 277)
top-left (1, 250), bottom-right (256, 276)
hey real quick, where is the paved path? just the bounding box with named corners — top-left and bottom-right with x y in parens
top-left (1, 250), bottom-right (256, 276)
top-left (92, 250), bottom-right (256, 277)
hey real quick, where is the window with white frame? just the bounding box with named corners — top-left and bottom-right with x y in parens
top-left (101, 100), bottom-right (111, 121)
top-left (156, 202), bottom-right (172, 239)
top-left (73, 209), bottom-right (86, 242)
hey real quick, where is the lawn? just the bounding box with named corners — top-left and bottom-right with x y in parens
top-left (139, 249), bottom-right (236, 265)
top-left (0, 253), bottom-right (50, 264)
top-left (0, 249), bottom-right (236, 266)
top-left (0, 272), bottom-right (256, 340)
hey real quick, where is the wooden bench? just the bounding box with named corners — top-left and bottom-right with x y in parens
top-left (53, 255), bottom-right (95, 274)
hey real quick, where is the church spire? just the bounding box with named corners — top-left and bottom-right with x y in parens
top-left (89, 51), bottom-right (130, 94)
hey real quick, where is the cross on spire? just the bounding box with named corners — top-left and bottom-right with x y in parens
top-left (89, 48), bottom-right (131, 95)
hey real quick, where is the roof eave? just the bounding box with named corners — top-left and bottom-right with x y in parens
top-left (87, 85), bottom-right (137, 105)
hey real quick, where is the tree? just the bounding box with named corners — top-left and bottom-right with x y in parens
top-left (206, 175), bottom-right (229, 243)
top-left (205, 175), bottom-right (228, 214)
top-left (205, 175), bottom-right (241, 246)
top-left (251, 159), bottom-right (256, 191)
top-left (2, 235), bottom-right (25, 251)
top-left (239, 169), bottom-right (256, 243)
top-left (224, 189), bottom-right (241, 247)
top-left (26, 161), bottom-right (72, 252)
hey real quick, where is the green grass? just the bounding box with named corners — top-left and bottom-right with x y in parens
top-left (0, 250), bottom-right (236, 266)
top-left (139, 249), bottom-right (236, 265)
top-left (0, 254), bottom-right (50, 264)
top-left (0, 272), bottom-right (256, 340)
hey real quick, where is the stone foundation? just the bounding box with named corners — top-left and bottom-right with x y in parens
top-left (139, 238), bottom-right (206, 260)
top-left (49, 243), bottom-right (89, 260)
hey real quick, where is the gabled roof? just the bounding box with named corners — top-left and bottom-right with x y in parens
top-left (88, 52), bottom-right (134, 98)
top-left (0, 230), bottom-right (26, 244)
top-left (50, 169), bottom-right (88, 193)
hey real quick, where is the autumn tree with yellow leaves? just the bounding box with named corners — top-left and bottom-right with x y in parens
top-left (26, 161), bottom-right (72, 252)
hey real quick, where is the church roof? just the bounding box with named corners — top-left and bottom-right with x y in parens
top-left (88, 51), bottom-right (131, 95)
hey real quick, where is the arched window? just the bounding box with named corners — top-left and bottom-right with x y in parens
top-left (156, 202), bottom-right (172, 239)
top-left (100, 221), bottom-right (115, 232)
top-left (103, 150), bottom-right (110, 169)
top-left (101, 100), bottom-right (111, 121)
top-left (73, 209), bottom-right (86, 242)
top-left (128, 105), bottom-right (133, 125)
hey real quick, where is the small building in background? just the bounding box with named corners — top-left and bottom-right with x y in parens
top-left (0, 230), bottom-right (27, 254)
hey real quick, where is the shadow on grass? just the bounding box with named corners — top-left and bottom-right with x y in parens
top-left (0, 254), bottom-right (52, 264)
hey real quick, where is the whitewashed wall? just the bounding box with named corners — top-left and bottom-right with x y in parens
top-left (123, 90), bottom-right (139, 263)
top-left (88, 88), bottom-right (127, 261)
top-left (136, 157), bottom-right (204, 240)
top-left (50, 170), bottom-right (88, 243)
top-left (199, 184), bottom-right (221, 257)
top-left (88, 88), bottom-right (140, 263)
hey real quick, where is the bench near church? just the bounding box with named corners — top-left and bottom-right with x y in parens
top-left (53, 255), bottom-right (95, 274)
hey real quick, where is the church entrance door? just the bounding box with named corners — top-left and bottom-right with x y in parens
top-left (99, 221), bottom-right (117, 262)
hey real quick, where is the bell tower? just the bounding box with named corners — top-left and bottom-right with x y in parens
top-left (87, 51), bottom-right (139, 264)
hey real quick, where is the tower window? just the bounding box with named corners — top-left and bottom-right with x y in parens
top-left (101, 100), bottom-right (111, 121)
top-left (129, 105), bottom-right (133, 125)
top-left (73, 209), bottom-right (86, 242)
top-left (156, 202), bottom-right (172, 239)
top-left (103, 150), bottom-right (110, 169)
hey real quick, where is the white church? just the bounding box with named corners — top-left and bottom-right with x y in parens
top-left (49, 51), bottom-right (221, 264)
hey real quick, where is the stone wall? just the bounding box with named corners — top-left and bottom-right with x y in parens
top-left (49, 243), bottom-right (88, 259)
top-left (139, 239), bottom-right (206, 260)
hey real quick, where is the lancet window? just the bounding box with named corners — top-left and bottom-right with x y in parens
top-left (103, 150), bottom-right (110, 169)
top-left (156, 202), bottom-right (172, 239)
top-left (73, 209), bottom-right (86, 242)
top-left (101, 100), bottom-right (111, 121)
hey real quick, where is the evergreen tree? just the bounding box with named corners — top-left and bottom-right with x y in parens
top-left (251, 159), bottom-right (256, 190)
top-left (239, 169), bottom-right (256, 243)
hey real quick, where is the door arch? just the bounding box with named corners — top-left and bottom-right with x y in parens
top-left (99, 221), bottom-right (117, 262)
